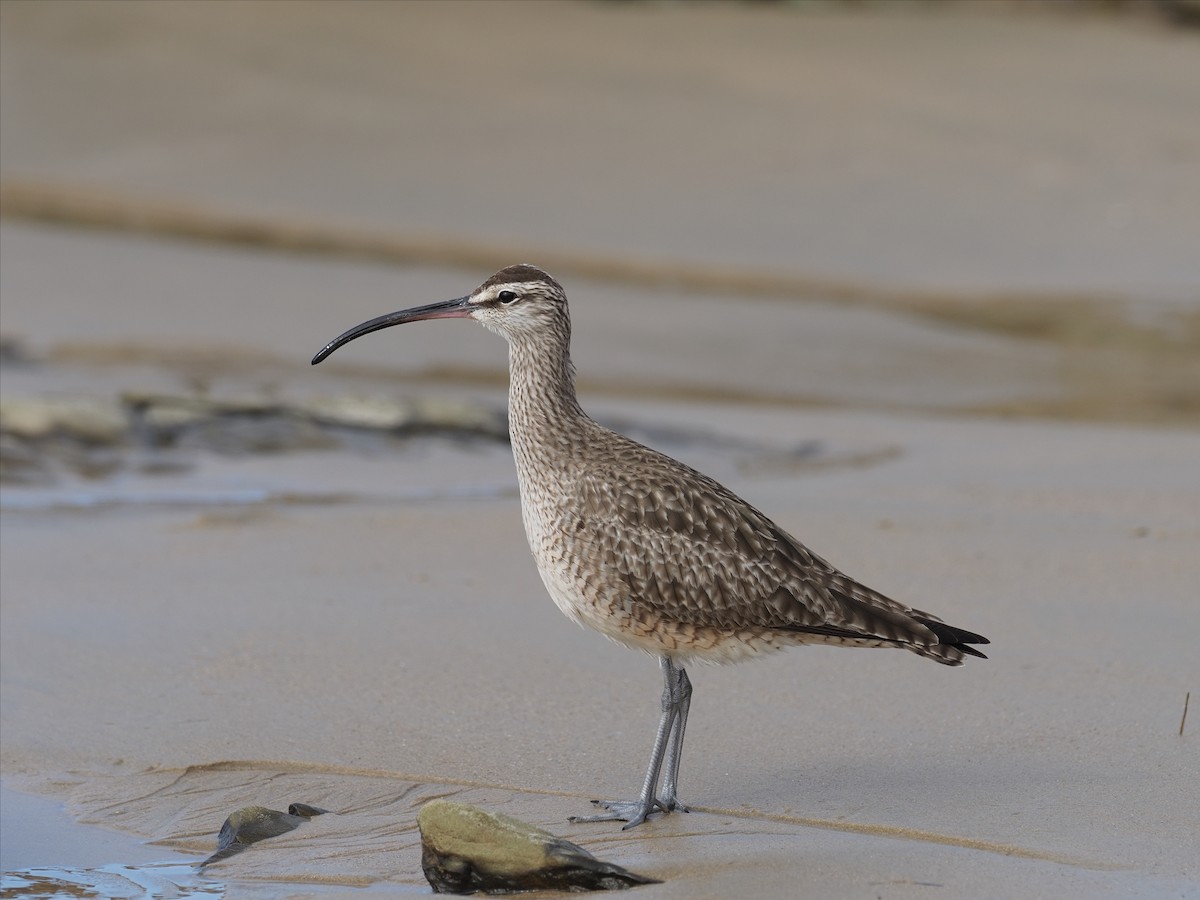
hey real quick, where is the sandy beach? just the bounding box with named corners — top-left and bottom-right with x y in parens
top-left (2, 2), bottom-right (1198, 897)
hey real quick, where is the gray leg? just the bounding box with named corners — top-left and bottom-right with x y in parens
top-left (659, 665), bottom-right (692, 813)
top-left (569, 657), bottom-right (691, 829)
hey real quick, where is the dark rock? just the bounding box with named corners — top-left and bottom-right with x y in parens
top-left (200, 802), bottom-right (328, 867)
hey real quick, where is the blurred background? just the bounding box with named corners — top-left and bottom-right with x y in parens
top-left (2, 0), bottom-right (1198, 447)
top-left (3, 3), bottom-right (1199, 892)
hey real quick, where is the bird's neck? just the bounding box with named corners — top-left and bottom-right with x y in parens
top-left (506, 333), bottom-right (588, 443)
top-left (504, 331), bottom-right (599, 508)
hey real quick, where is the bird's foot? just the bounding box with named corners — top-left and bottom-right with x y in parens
top-left (569, 798), bottom-right (662, 829)
top-left (659, 794), bottom-right (691, 814)
top-left (568, 797), bottom-right (685, 830)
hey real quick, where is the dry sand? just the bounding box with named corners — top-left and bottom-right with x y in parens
top-left (3, 0), bottom-right (1199, 297)
top-left (1, 2), bottom-right (1198, 898)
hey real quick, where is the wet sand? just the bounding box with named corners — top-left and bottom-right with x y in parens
top-left (2, 2), bottom-right (1199, 897)
top-left (3, 377), bottom-right (1197, 895)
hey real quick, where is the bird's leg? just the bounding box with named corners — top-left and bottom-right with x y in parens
top-left (569, 656), bottom-right (684, 829)
top-left (658, 663), bottom-right (692, 813)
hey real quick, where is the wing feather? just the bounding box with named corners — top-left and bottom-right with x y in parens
top-left (562, 438), bottom-right (987, 664)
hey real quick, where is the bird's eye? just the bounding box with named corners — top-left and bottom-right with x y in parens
top-left (497, 290), bottom-right (519, 305)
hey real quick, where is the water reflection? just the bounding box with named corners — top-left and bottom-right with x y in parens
top-left (1, 862), bottom-right (223, 899)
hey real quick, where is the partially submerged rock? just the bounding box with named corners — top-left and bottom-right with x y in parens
top-left (0, 396), bottom-right (130, 484)
top-left (0, 390), bottom-right (508, 484)
top-left (0, 396), bottom-right (127, 444)
top-left (299, 393), bottom-right (419, 430)
top-left (123, 391), bottom-right (335, 454)
top-left (296, 394), bottom-right (508, 439)
top-left (201, 802), bottom-right (328, 867)
top-left (417, 799), bottom-right (659, 894)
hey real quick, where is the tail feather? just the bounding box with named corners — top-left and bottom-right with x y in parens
top-left (822, 579), bottom-right (990, 666)
top-left (912, 616), bottom-right (990, 665)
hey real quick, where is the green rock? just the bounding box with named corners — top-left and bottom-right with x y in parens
top-left (417, 799), bottom-right (659, 894)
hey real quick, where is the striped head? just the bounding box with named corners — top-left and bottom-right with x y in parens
top-left (311, 264), bottom-right (569, 365)
top-left (468, 265), bottom-right (569, 343)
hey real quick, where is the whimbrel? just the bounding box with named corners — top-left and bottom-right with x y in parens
top-left (312, 265), bottom-right (988, 829)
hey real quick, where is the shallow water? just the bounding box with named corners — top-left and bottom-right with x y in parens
top-left (0, 783), bottom-right (424, 898)
top-left (0, 782), bottom-right (216, 898)
top-left (1, 864), bottom-right (222, 900)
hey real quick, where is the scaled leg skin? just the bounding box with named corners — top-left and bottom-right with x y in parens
top-left (658, 664), bottom-right (692, 813)
top-left (569, 657), bottom-right (691, 829)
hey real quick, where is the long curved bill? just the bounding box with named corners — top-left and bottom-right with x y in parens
top-left (311, 295), bottom-right (474, 365)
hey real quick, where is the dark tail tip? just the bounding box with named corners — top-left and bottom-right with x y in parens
top-left (918, 618), bottom-right (990, 661)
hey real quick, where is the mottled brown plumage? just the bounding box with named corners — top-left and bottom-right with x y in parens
top-left (312, 264), bottom-right (988, 828)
